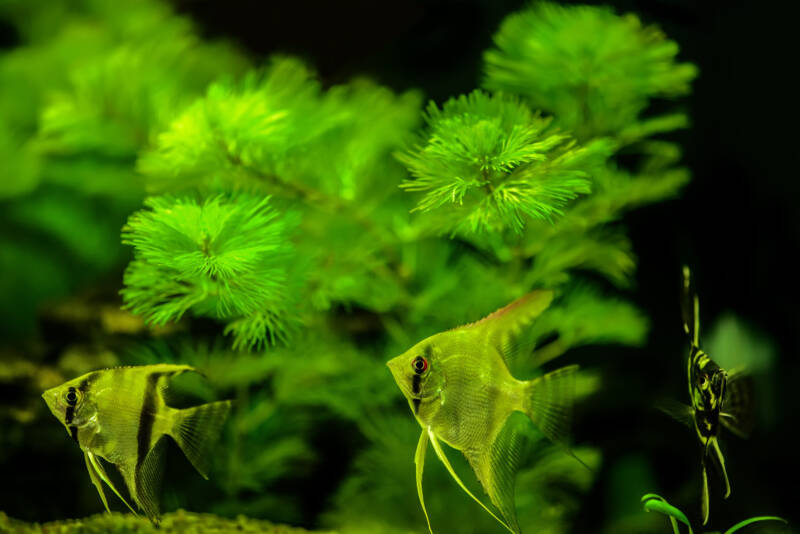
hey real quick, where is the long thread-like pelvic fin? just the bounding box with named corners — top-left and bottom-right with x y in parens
top-left (427, 428), bottom-right (515, 534)
top-left (87, 452), bottom-right (138, 516)
top-left (701, 456), bottom-right (710, 525)
top-left (709, 438), bottom-right (731, 499)
top-left (415, 430), bottom-right (433, 534)
top-left (84, 451), bottom-right (111, 514)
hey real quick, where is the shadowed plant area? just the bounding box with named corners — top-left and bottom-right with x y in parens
top-left (0, 1), bottom-right (792, 533)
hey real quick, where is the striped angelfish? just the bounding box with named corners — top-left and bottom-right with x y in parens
top-left (42, 364), bottom-right (231, 524)
top-left (662, 267), bottom-right (753, 526)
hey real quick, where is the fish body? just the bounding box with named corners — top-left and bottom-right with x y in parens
top-left (669, 267), bottom-right (753, 525)
top-left (42, 364), bottom-right (231, 524)
top-left (387, 290), bottom-right (579, 534)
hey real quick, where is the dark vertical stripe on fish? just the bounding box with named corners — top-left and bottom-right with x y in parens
top-left (412, 374), bottom-right (421, 395)
top-left (69, 425), bottom-right (79, 443)
top-left (136, 373), bottom-right (160, 470)
top-left (65, 405), bottom-right (75, 425)
top-left (412, 398), bottom-right (421, 414)
top-left (78, 372), bottom-right (99, 393)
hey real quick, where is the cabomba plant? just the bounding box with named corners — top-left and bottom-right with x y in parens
top-left (0, 1), bottom-right (730, 532)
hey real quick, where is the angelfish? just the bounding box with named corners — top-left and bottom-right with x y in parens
top-left (42, 364), bottom-right (231, 524)
top-left (387, 290), bottom-right (581, 534)
top-left (661, 267), bottom-right (753, 525)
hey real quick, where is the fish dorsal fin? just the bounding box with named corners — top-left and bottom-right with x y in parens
top-left (720, 370), bottom-right (754, 438)
top-left (84, 451), bottom-right (111, 513)
top-left (86, 451), bottom-right (138, 516)
top-left (461, 290), bottom-right (554, 367)
top-left (414, 429), bottom-right (433, 534)
top-left (463, 414), bottom-right (528, 534)
top-left (681, 266), bottom-right (700, 346)
top-left (427, 427), bottom-right (515, 534)
top-left (170, 400), bottom-right (232, 479)
top-left (135, 436), bottom-right (167, 524)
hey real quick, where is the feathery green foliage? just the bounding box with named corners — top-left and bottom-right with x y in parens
top-left (399, 90), bottom-right (610, 234)
top-left (483, 2), bottom-right (697, 142)
top-left (121, 194), bottom-right (299, 349)
top-left (0, 0), bottom-right (247, 336)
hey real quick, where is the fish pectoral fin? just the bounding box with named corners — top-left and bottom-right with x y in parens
top-left (463, 415), bottom-right (527, 534)
top-left (136, 436), bottom-right (167, 524)
top-left (87, 452), bottom-right (138, 516)
top-left (656, 399), bottom-right (694, 428)
top-left (427, 428), bottom-right (515, 534)
top-left (84, 451), bottom-right (111, 513)
top-left (415, 430), bottom-right (433, 534)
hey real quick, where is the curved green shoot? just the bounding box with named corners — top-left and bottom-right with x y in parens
top-left (642, 493), bottom-right (693, 534)
top-left (723, 516), bottom-right (787, 534)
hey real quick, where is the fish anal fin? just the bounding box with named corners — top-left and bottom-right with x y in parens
top-left (427, 427), bottom-right (515, 534)
top-left (135, 436), bottom-right (167, 524)
top-left (87, 452), bottom-right (138, 516)
top-left (415, 430), bottom-right (433, 534)
top-left (464, 414), bottom-right (527, 534)
top-left (84, 451), bottom-right (111, 513)
top-left (169, 400), bottom-right (232, 479)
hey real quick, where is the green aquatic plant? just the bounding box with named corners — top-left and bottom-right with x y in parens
top-left (121, 194), bottom-right (300, 349)
top-left (0, 1), bottom-right (712, 532)
top-left (641, 493), bottom-right (786, 534)
top-left (398, 90), bottom-right (610, 234)
top-left (483, 2), bottom-right (697, 142)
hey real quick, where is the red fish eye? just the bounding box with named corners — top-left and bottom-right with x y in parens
top-left (412, 356), bottom-right (428, 374)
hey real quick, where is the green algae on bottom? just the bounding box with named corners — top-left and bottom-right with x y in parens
top-left (0, 510), bottom-right (337, 534)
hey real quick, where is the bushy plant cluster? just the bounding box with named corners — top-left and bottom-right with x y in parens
top-left (0, 1), bottom-right (716, 532)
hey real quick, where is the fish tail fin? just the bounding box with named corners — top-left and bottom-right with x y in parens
top-left (523, 365), bottom-right (577, 446)
top-left (523, 365), bottom-right (591, 470)
top-left (169, 400), bottom-right (232, 479)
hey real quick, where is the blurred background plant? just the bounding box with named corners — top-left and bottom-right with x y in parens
top-left (0, 1), bottom-right (793, 533)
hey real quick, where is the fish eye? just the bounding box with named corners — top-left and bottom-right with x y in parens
top-left (412, 356), bottom-right (428, 374)
top-left (64, 388), bottom-right (80, 406)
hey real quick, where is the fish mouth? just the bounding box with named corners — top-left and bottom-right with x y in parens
top-left (386, 356), bottom-right (413, 398)
top-left (41, 388), bottom-right (62, 419)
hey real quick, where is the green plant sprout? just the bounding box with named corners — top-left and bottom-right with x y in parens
top-left (641, 494), bottom-right (787, 534)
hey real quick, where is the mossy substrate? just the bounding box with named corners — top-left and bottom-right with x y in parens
top-left (0, 510), bottom-right (335, 534)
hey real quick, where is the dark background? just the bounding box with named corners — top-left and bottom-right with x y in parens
top-left (2, 0), bottom-right (797, 530)
top-left (166, 0), bottom-right (799, 529)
